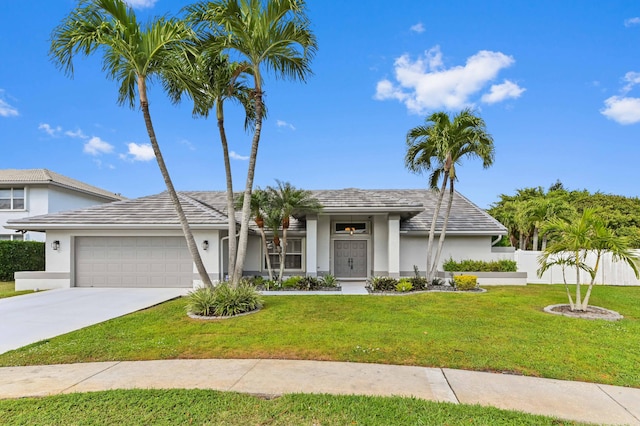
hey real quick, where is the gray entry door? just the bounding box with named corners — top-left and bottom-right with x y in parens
top-left (334, 240), bottom-right (367, 278)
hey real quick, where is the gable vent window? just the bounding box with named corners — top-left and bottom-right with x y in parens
top-left (0, 188), bottom-right (25, 210)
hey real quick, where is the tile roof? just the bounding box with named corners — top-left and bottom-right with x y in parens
top-left (0, 169), bottom-right (124, 201)
top-left (7, 189), bottom-right (506, 235)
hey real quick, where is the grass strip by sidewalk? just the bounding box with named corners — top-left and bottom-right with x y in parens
top-left (0, 389), bottom-right (587, 426)
top-left (0, 285), bottom-right (638, 387)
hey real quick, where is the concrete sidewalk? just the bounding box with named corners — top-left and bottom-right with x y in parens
top-left (1, 359), bottom-right (638, 425)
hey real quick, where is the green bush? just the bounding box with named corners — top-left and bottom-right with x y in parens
top-left (367, 276), bottom-right (398, 291)
top-left (187, 283), bottom-right (263, 317)
top-left (452, 275), bottom-right (478, 291)
top-left (409, 276), bottom-right (428, 290)
top-left (395, 278), bottom-right (413, 292)
top-left (320, 274), bottom-right (338, 287)
top-left (0, 241), bottom-right (45, 281)
top-left (282, 276), bottom-right (302, 288)
top-left (296, 276), bottom-right (321, 290)
top-left (442, 258), bottom-right (517, 272)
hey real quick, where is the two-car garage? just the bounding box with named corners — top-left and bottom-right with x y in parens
top-left (74, 237), bottom-right (194, 288)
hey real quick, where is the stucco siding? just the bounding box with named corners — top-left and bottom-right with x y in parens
top-left (373, 215), bottom-right (388, 275)
top-left (48, 186), bottom-right (114, 213)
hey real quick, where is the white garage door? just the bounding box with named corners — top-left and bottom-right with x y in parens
top-left (75, 236), bottom-right (193, 288)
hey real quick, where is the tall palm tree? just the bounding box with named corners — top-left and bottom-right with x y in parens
top-left (187, 0), bottom-right (317, 285)
top-left (538, 209), bottom-right (639, 311)
top-left (163, 48), bottom-right (256, 280)
top-left (50, 0), bottom-right (213, 287)
top-left (406, 109), bottom-right (494, 280)
top-left (267, 180), bottom-right (321, 281)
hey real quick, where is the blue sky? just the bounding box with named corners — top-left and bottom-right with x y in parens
top-left (1, 0), bottom-right (639, 209)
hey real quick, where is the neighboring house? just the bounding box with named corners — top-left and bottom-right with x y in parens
top-left (0, 169), bottom-right (124, 242)
top-left (6, 188), bottom-right (508, 290)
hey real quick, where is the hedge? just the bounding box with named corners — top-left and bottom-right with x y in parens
top-left (0, 241), bottom-right (45, 281)
top-left (442, 258), bottom-right (517, 272)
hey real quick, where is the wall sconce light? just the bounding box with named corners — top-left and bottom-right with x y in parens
top-left (202, 240), bottom-right (209, 251)
top-left (51, 240), bottom-right (60, 251)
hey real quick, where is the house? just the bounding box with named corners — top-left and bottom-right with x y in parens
top-left (0, 169), bottom-right (124, 242)
top-left (6, 188), bottom-right (508, 290)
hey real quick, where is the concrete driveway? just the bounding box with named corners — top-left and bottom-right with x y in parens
top-left (0, 288), bottom-right (189, 355)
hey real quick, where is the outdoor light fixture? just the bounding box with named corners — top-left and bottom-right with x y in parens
top-left (344, 227), bottom-right (355, 236)
top-left (202, 240), bottom-right (209, 251)
top-left (51, 240), bottom-right (60, 251)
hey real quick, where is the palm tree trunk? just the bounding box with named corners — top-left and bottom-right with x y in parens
top-left (582, 252), bottom-right (602, 309)
top-left (430, 178), bottom-right (454, 279)
top-left (278, 226), bottom-right (288, 281)
top-left (532, 227), bottom-right (539, 251)
top-left (217, 102), bottom-right (237, 280)
top-left (426, 172), bottom-right (449, 281)
top-left (574, 249), bottom-right (582, 311)
top-left (137, 76), bottom-right (213, 288)
top-left (541, 235), bottom-right (548, 251)
top-left (233, 87), bottom-right (264, 286)
top-left (259, 226), bottom-right (273, 281)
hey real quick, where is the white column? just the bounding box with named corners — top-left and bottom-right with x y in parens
top-left (306, 215), bottom-right (318, 277)
top-left (388, 214), bottom-right (400, 278)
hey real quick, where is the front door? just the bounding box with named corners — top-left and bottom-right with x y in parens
top-left (334, 240), bottom-right (367, 278)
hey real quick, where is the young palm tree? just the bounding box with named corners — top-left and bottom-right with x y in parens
top-left (187, 0), bottom-right (317, 285)
top-left (266, 180), bottom-right (321, 281)
top-left (405, 109), bottom-right (494, 280)
top-left (163, 48), bottom-right (256, 280)
top-left (50, 0), bottom-right (213, 287)
top-left (538, 209), bottom-right (639, 311)
top-left (242, 189), bottom-right (277, 280)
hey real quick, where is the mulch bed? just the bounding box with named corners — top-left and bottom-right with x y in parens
top-left (543, 304), bottom-right (623, 321)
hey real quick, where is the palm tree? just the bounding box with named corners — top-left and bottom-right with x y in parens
top-left (405, 109), bottom-right (494, 280)
top-left (163, 48), bottom-right (256, 281)
top-left (538, 209), bottom-right (639, 311)
top-left (242, 189), bottom-right (277, 280)
top-left (267, 180), bottom-right (322, 281)
top-left (50, 0), bottom-right (213, 287)
top-left (187, 0), bottom-right (317, 285)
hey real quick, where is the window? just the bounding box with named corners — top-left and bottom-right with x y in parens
top-left (0, 188), bottom-right (25, 210)
top-left (0, 234), bottom-right (23, 241)
top-left (334, 222), bottom-right (368, 234)
top-left (266, 238), bottom-right (303, 270)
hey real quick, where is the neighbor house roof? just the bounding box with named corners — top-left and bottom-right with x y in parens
top-left (0, 169), bottom-right (124, 201)
top-left (6, 189), bottom-right (506, 235)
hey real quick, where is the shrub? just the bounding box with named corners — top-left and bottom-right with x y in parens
top-left (187, 283), bottom-right (263, 317)
top-left (367, 276), bottom-right (398, 291)
top-left (395, 278), bottom-right (413, 292)
top-left (0, 241), bottom-right (45, 281)
top-left (442, 258), bottom-right (517, 272)
top-left (320, 274), bottom-right (338, 287)
top-left (430, 277), bottom-right (445, 286)
top-left (452, 275), bottom-right (478, 291)
top-left (409, 276), bottom-right (428, 290)
top-left (282, 276), bottom-right (302, 288)
top-left (296, 276), bottom-right (321, 290)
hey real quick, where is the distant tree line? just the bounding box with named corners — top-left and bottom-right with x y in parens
top-left (488, 181), bottom-right (640, 249)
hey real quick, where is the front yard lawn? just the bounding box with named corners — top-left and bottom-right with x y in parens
top-left (0, 389), bottom-right (587, 425)
top-left (1, 285), bottom-right (638, 387)
top-left (0, 282), bottom-right (29, 299)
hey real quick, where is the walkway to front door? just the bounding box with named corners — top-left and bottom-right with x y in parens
top-left (334, 240), bottom-right (367, 278)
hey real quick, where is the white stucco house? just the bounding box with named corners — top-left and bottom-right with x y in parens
top-left (6, 188), bottom-right (508, 290)
top-left (0, 169), bottom-right (124, 242)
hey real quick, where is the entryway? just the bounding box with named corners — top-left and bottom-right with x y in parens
top-left (334, 240), bottom-right (367, 279)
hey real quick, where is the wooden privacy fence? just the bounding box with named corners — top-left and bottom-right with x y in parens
top-left (515, 249), bottom-right (640, 286)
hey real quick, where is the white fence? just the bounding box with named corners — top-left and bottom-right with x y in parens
top-left (515, 249), bottom-right (640, 286)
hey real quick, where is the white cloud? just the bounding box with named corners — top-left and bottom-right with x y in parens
top-left (229, 151), bottom-right (249, 161)
top-left (121, 142), bottom-right (155, 162)
top-left (624, 17), bottom-right (640, 27)
top-left (622, 71), bottom-right (640, 93)
top-left (601, 96), bottom-right (640, 124)
top-left (123, 0), bottom-right (157, 8)
top-left (65, 129), bottom-right (88, 139)
top-left (83, 136), bottom-right (114, 155)
top-left (276, 120), bottom-right (296, 130)
top-left (481, 80), bottom-right (526, 104)
top-left (38, 123), bottom-right (62, 136)
top-left (179, 139), bottom-right (196, 151)
top-left (410, 22), bottom-right (425, 33)
top-left (0, 99), bottom-right (18, 117)
top-left (375, 46), bottom-right (520, 113)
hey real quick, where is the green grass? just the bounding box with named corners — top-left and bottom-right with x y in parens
top-left (0, 281), bottom-right (30, 299)
top-left (1, 285), bottom-right (639, 387)
top-left (0, 389), bottom-right (586, 425)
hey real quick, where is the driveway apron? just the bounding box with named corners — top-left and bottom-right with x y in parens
top-left (0, 288), bottom-right (187, 354)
